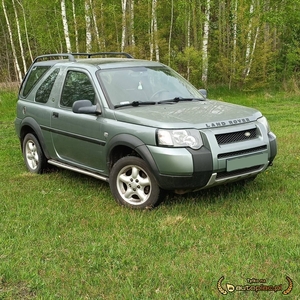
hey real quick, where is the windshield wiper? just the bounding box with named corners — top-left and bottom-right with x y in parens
top-left (157, 97), bottom-right (205, 104)
top-left (114, 101), bottom-right (156, 109)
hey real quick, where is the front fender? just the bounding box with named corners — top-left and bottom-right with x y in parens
top-left (107, 134), bottom-right (160, 179)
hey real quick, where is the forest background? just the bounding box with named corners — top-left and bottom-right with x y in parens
top-left (1, 0), bottom-right (300, 90)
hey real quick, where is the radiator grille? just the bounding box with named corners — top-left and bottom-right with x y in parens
top-left (215, 128), bottom-right (257, 145)
top-left (218, 146), bottom-right (267, 159)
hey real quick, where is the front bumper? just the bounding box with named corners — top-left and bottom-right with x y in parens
top-left (146, 130), bottom-right (277, 192)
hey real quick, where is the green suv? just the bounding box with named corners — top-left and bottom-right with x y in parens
top-left (15, 53), bottom-right (277, 209)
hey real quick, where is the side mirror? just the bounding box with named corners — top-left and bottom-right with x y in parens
top-left (72, 100), bottom-right (101, 115)
top-left (199, 89), bottom-right (207, 99)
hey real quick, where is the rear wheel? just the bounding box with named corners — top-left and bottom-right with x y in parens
top-left (109, 156), bottom-right (161, 209)
top-left (23, 133), bottom-right (46, 174)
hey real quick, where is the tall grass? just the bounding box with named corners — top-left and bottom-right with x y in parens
top-left (0, 89), bottom-right (299, 299)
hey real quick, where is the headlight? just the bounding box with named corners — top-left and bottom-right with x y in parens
top-left (157, 129), bottom-right (203, 150)
top-left (257, 116), bottom-right (271, 133)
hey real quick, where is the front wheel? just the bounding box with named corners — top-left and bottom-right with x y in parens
top-left (109, 156), bottom-right (161, 209)
top-left (23, 133), bottom-right (46, 174)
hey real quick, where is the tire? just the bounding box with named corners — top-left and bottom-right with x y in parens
top-left (23, 133), bottom-right (46, 174)
top-left (109, 156), bottom-right (161, 209)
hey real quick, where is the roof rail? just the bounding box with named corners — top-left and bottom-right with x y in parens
top-left (32, 52), bottom-right (133, 64)
top-left (71, 52), bottom-right (134, 58)
top-left (33, 53), bottom-right (76, 63)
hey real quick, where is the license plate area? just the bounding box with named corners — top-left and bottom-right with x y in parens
top-left (226, 153), bottom-right (268, 172)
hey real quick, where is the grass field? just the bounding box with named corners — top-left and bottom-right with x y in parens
top-left (0, 89), bottom-right (299, 299)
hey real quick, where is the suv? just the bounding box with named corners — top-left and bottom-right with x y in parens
top-left (15, 53), bottom-right (277, 209)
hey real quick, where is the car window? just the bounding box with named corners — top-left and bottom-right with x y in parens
top-left (60, 71), bottom-right (96, 108)
top-left (35, 68), bottom-right (60, 103)
top-left (98, 66), bottom-right (203, 106)
top-left (22, 66), bottom-right (51, 97)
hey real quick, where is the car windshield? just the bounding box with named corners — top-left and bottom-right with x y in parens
top-left (97, 66), bottom-right (204, 108)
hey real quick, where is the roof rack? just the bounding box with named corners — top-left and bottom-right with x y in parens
top-left (32, 52), bottom-right (133, 64)
top-left (33, 53), bottom-right (76, 64)
top-left (72, 52), bottom-right (133, 59)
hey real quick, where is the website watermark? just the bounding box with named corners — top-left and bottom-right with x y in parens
top-left (217, 276), bottom-right (293, 295)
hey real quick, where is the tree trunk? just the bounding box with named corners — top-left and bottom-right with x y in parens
top-left (61, 0), bottom-right (71, 52)
top-left (130, 0), bottom-right (135, 48)
top-left (16, 0), bottom-right (33, 63)
top-left (90, 0), bottom-right (101, 50)
top-left (72, 0), bottom-right (79, 53)
top-left (2, 0), bottom-right (22, 82)
top-left (168, 0), bottom-right (173, 65)
top-left (230, 0), bottom-right (238, 88)
top-left (85, 0), bottom-right (92, 52)
top-left (150, 0), bottom-right (159, 61)
top-left (121, 0), bottom-right (127, 52)
top-left (202, 0), bottom-right (210, 85)
top-left (12, 0), bottom-right (26, 74)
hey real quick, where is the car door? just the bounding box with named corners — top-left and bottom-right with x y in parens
top-left (51, 69), bottom-right (106, 172)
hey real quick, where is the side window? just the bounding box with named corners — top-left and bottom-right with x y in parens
top-left (22, 66), bottom-right (50, 97)
top-left (35, 68), bottom-right (60, 103)
top-left (60, 71), bottom-right (95, 108)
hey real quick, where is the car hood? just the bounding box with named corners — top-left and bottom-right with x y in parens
top-left (113, 100), bottom-right (262, 129)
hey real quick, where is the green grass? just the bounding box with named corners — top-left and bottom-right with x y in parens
top-left (0, 89), bottom-right (299, 299)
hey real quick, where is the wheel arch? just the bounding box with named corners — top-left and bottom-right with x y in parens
top-left (19, 117), bottom-right (50, 158)
top-left (107, 134), bottom-right (159, 178)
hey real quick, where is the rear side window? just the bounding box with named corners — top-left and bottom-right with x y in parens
top-left (35, 69), bottom-right (60, 103)
top-left (22, 66), bottom-right (50, 97)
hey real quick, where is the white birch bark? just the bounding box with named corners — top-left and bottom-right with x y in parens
top-left (232, 0), bottom-right (238, 67)
top-left (202, 0), bottom-right (211, 84)
top-left (245, 27), bottom-right (259, 77)
top-left (244, 1), bottom-right (254, 77)
top-left (61, 0), bottom-right (71, 52)
top-left (2, 0), bottom-right (22, 82)
top-left (151, 0), bottom-right (159, 61)
top-left (100, 2), bottom-right (106, 50)
top-left (85, 0), bottom-right (92, 52)
top-left (16, 0), bottom-right (33, 63)
top-left (130, 0), bottom-right (135, 47)
top-left (121, 0), bottom-right (127, 52)
top-left (230, 0), bottom-right (238, 88)
top-left (72, 0), bottom-right (79, 53)
top-left (90, 0), bottom-right (101, 49)
top-left (12, 0), bottom-right (26, 73)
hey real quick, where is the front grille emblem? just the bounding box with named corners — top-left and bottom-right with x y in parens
top-left (244, 131), bottom-right (251, 137)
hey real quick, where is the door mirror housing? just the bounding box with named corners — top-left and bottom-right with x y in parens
top-left (199, 89), bottom-right (207, 99)
top-left (72, 100), bottom-right (101, 115)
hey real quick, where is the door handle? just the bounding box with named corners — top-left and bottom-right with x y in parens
top-left (52, 112), bottom-right (59, 118)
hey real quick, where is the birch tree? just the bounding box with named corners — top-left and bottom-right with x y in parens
top-left (130, 0), bottom-right (135, 48)
top-left (2, 0), bottom-right (22, 82)
top-left (202, 0), bottom-right (210, 85)
top-left (72, 0), bottom-right (79, 53)
top-left (12, 0), bottom-right (27, 73)
top-left (85, 0), bottom-right (92, 52)
top-left (243, 0), bottom-right (260, 79)
top-left (121, 0), bottom-right (127, 52)
top-left (61, 0), bottom-right (71, 52)
top-left (90, 0), bottom-right (101, 50)
top-left (150, 0), bottom-right (159, 61)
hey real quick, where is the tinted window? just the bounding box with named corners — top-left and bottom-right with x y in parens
top-left (60, 71), bottom-right (95, 108)
top-left (35, 69), bottom-right (60, 103)
top-left (22, 66), bottom-right (50, 97)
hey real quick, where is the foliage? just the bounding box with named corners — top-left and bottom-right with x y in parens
top-left (1, 0), bottom-right (300, 89)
